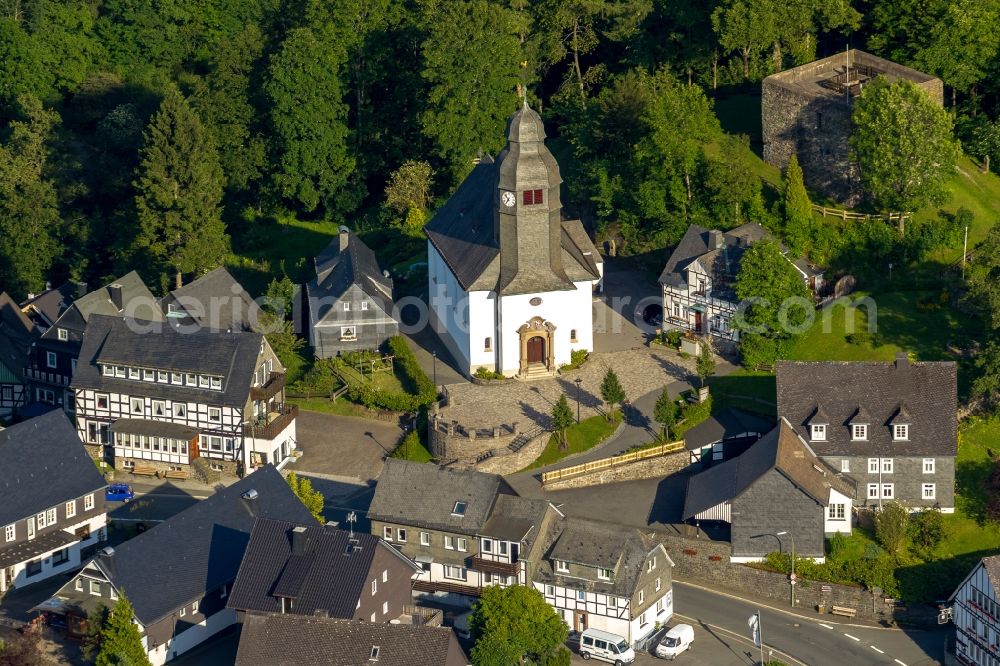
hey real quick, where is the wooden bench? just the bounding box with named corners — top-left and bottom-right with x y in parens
top-left (162, 469), bottom-right (190, 480)
top-left (831, 606), bottom-right (857, 618)
top-left (130, 466), bottom-right (158, 477)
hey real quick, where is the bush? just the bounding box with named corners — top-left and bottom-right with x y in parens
top-left (289, 358), bottom-right (340, 396)
top-left (474, 367), bottom-right (506, 380)
top-left (846, 330), bottom-right (883, 348)
top-left (874, 502), bottom-right (910, 557)
top-left (666, 329), bottom-right (683, 347)
top-left (340, 336), bottom-right (438, 412)
top-left (910, 509), bottom-right (946, 555)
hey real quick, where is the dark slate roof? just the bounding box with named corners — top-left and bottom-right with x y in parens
top-left (19, 282), bottom-right (81, 328)
top-left (775, 355), bottom-right (958, 457)
top-left (683, 408), bottom-right (774, 451)
top-left (0, 411), bottom-right (106, 527)
top-left (983, 556), bottom-right (1000, 594)
top-left (658, 222), bottom-right (819, 296)
top-left (368, 459), bottom-right (514, 535)
top-left (0, 530), bottom-right (77, 568)
top-left (0, 292), bottom-right (36, 381)
top-left (40, 271), bottom-right (162, 344)
top-left (228, 518), bottom-right (417, 618)
top-left (162, 267), bottom-right (259, 332)
top-left (72, 315), bottom-right (264, 408)
top-left (91, 466), bottom-right (318, 626)
top-left (535, 518), bottom-right (661, 598)
top-left (683, 419), bottom-right (855, 520)
top-left (235, 613), bottom-right (468, 666)
top-left (479, 494), bottom-right (552, 552)
top-left (309, 229), bottom-right (394, 320)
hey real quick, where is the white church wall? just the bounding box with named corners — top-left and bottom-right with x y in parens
top-left (427, 241), bottom-right (471, 370)
top-left (467, 290), bottom-right (497, 372)
top-left (497, 283), bottom-right (594, 374)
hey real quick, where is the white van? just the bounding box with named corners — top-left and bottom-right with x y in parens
top-left (579, 628), bottom-right (635, 665)
top-left (654, 624), bottom-right (694, 660)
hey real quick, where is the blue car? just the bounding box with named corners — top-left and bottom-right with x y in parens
top-left (105, 483), bottom-right (135, 503)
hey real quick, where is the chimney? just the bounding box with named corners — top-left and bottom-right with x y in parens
top-left (339, 226), bottom-right (350, 252)
top-left (241, 489), bottom-right (259, 501)
top-left (45, 281), bottom-right (51, 290)
top-left (76, 281), bottom-right (89, 299)
top-left (291, 525), bottom-right (309, 555)
top-left (895, 351), bottom-right (909, 369)
top-left (108, 284), bottom-right (124, 312)
top-left (709, 230), bottom-right (724, 250)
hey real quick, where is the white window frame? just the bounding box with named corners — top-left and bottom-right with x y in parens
top-left (66, 500), bottom-right (76, 519)
top-left (128, 367), bottom-right (141, 379)
top-left (46, 351), bottom-right (57, 369)
top-left (3, 524), bottom-right (13, 542)
top-left (57, 328), bottom-right (68, 341)
top-left (894, 424), bottom-right (909, 441)
top-left (361, 301), bottom-right (369, 311)
top-left (923, 458), bottom-right (935, 474)
top-left (96, 393), bottom-right (109, 410)
top-left (130, 397), bottom-right (144, 414)
top-left (45, 507), bottom-right (56, 526)
top-left (481, 538), bottom-right (492, 553)
top-left (868, 458), bottom-right (879, 474)
top-left (157, 371), bottom-right (168, 383)
top-left (396, 528), bottom-right (407, 543)
top-left (90, 580), bottom-right (101, 595)
top-left (639, 590), bottom-right (645, 604)
top-left (102, 365), bottom-right (114, 377)
top-left (174, 402), bottom-right (187, 418)
top-left (371, 579), bottom-right (377, 595)
top-left (343, 302), bottom-right (350, 311)
top-left (923, 483), bottom-right (936, 500)
top-left (37, 511), bottom-right (48, 529)
top-left (867, 483), bottom-right (879, 499)
top-left (151, 400), bottom-right (166, 417)
top-left (648, 556), bottom-right (656, 572)
top-left (444, 536), bottom-right (455, 550)
top-left (84, 494), bottom-right (94, 511)
top-left (852, 424), bottom-right (868, 441)
top-left (420, 531), bottom-right (430, 546)
top-left (210, 376), bottom-right (222, 390)
top-left (597, 568), bottom-right (610, 580)
top-left (828, 503), bottom-right (845, 520)
top-left (382, 600), bottom-right (388, 615)
top-left (443, 565), bottom-right (467, 581)
top-left (383, 526), bottom-right (392, 540)
top-left (881, 458), bottom-right (893, 474)
top-left (881, 483), bottom-right (894, 499)
top-left (555, 560), bottom-right (569, 573)
top-left (811, 424), bottom-right (826, 441)
top-left (545, 585), bottom-right (555, 596)
top-left (457, 538), bottom-right (467, 552)
top-left (208, 408), bottom-right (221, 422)
top-left (840, 459), bottom-right (850, 473)
top-left (656, 577), bottom-right (661, 592)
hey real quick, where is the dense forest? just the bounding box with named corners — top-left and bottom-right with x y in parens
top-left (1, 0), bottom-right (999, 300)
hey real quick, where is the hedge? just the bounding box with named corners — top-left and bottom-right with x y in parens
top-left (344, 336), bottom-right (437, 412)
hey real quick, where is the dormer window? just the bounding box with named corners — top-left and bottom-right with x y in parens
top-left (210, 376), bottom-right (222, 390)
top-left (129, 367), bottom-right (140, 379)
top-left (102, 365), bottom-right (114, 376)
top-left (894, 424), bottom-right (909, 441)
top-left (810, 424), bottom-right (826, 441)
top-left (451, 501), bottom-right (467, 517)
top-left (598, 568), bottom-right (612, 580)
top-left (555, 560), bottom-right (569, 573)
top-left (57, 328), bottom-right (68, 341)
top-left (852, 424), bottom-right (867, 441)
top-left (522, 189), bottom-right (543, 205)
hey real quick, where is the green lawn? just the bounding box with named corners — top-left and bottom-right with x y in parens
top-left (338, 364), bottom-right (406, 394)
top-left (523, 412), bottom-right (623, 471)
top-left (391, 432), bottom-right (434, 463)
top-left (292, 397), bottom-right (388, 419)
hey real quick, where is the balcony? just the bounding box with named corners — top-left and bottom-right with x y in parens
top-left (25, 367), bottom-right (70, 386)
top-left (250, 372), bottom-right (285, 401)
top-left (243, 403), bottom-right (298, 441)
top-left (470, 556), bottom-right (519, 576)
top-left (412, 579), bottom-right (482, 597)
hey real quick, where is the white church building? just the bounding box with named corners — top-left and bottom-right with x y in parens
top-left (425, 103), bottom-right (603, 379)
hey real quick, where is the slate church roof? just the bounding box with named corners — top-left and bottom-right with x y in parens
top-left (85, 466), bottom-right (317, 627)
top-left (235, 613), bottom-right (469, 666)
top-left (425, 104), bottom-right (601, 294)
top-left (227, 517), bottom-right (418, 618)
top-left (0, 411), bottom-right (106, 528)
top-left (776, 354), bottom-right (957, 457)
top-left (683, 419), bottom-right (855, 520)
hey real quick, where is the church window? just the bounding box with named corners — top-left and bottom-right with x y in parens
top-left (484, 337), bottom-right (492, 351)
top-left (570, 329), bottom-right (577, 342)
top-left (522, 189), bottom-right (543, 206)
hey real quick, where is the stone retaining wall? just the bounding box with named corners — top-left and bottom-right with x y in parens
top-left (658, 532), bottom-right (928, 624)
top-left (542, 450), bottom-right (690, 491)
top-left (473, 434), bottom-right (549, 475)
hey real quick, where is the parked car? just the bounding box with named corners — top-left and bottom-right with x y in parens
top-left (579, 628), bottom-right (635, 665)
top-left (105, 483), bottom-right (135, 502)
top-left (654, 624), bottom-right (694, 660)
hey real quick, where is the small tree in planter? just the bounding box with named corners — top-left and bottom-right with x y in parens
top-left (600, 368), bottom-right (626, 422)
top-left (551, 394), bottom-right (574, 451)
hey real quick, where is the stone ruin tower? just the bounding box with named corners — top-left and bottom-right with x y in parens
top-left (762, 49), bottom-right (943, 207)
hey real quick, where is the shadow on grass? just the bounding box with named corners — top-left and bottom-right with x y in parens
top-left (956, 457), bottom-right (993, 525)
top-left (896, 548), bottom-right (1000, 604)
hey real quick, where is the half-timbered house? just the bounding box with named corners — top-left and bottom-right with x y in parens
top-left (72, 315), bottom-right (297, 478)
top-left (0, 292), bottom-right (36, 418)
top-left (160, 267), bottom-right (260, 332)
top-left (949, 555), bottom-right (1000, 666)
top-left (658, 223), bottom-right (822, 343)
top-left (25, 272), bottom-right (161, 413)
top-left (0, 411), bottom-right (108, 594)
top-left (533, 519), bottom-right (673, 644)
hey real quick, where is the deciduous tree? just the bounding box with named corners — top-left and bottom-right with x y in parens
top-left (384, 160), bottom-right (434, 217)
top-left (850, 79), bottom-right (960, 215)
top-left (286, 471), bottom-right (324, 522)
top-left (914, 0), bottom-right (1000, 107)
top-left (133, 88), bottom-right (228, 289)
top-left (420, 0), bottom-right (521, 182)
top-left (696, 341), bottom-right (716, 387)
top-left (265, 27), bottom-right (357, 214)
top-left (782, 154), bottom-right (812, 255)
top-left (874, 501), bottom-right (910, 557)
top-left (469, 585), bottom-right (570, 666)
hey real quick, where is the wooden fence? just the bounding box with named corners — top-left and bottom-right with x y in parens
top-left (540, 440), bottom-right (685, 485)
top-left (812, 204), bottom-right (911, 226)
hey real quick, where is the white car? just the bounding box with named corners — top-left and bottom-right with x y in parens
top-left (655, 624), bottom-right (694, 660)
top-left (579, 628), bottom-right (635, 665)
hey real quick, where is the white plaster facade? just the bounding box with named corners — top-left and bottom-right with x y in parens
top-left (150, 608), bottom-right (237, 666)
top-left (1, 513), bottom-right (107, 592)
top-left (535, 581), bottom-right (673, 642)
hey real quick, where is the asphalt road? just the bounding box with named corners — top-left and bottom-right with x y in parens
top-left (672, 581), bottom-right (945, 666)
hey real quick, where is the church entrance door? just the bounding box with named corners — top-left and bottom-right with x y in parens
top-left (527, 336), bottom-right (546, 364)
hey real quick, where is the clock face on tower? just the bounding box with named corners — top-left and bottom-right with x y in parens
top-left (501, 191), bottom-right (516, 208)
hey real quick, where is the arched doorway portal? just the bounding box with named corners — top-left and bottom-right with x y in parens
top-left (517, 317), bottom-right (556, 378)
top-left (526, 336), bottom-right (546, 364)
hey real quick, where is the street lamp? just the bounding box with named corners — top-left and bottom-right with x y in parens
top-left (574, 378), bottom-right (583, 423)
top-left (431, 350), bottom-right (437, 391)
top-left (777, 531), bottom-right (796, 609)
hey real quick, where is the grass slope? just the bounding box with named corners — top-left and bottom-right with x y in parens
top-left (523, 412), bottom-right (623, 471)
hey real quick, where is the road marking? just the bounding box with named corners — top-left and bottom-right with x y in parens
top-left (819, 623), bottom-right (834, 629)
top-left (672, 612), bottom-right (808, 666)
top-left (895, 660), bottom-right (907, 666)
top-left (871, 646), bottom-right (885, 654)
top-left (844, 633), bottom-right (860, 641)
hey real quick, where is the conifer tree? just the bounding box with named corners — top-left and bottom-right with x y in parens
top-left (782, 154), bottom-right (812, 255)
top-left (94, 593), bottom-right (151, 666)
top-left (133, 88), bottom-right (228, 289)
top-left (550, 394), bottom-right (575, 450)
top-left (653, 387), bottom-right (677, 440)
top-left (599, 368), bottom-right (626, 421)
